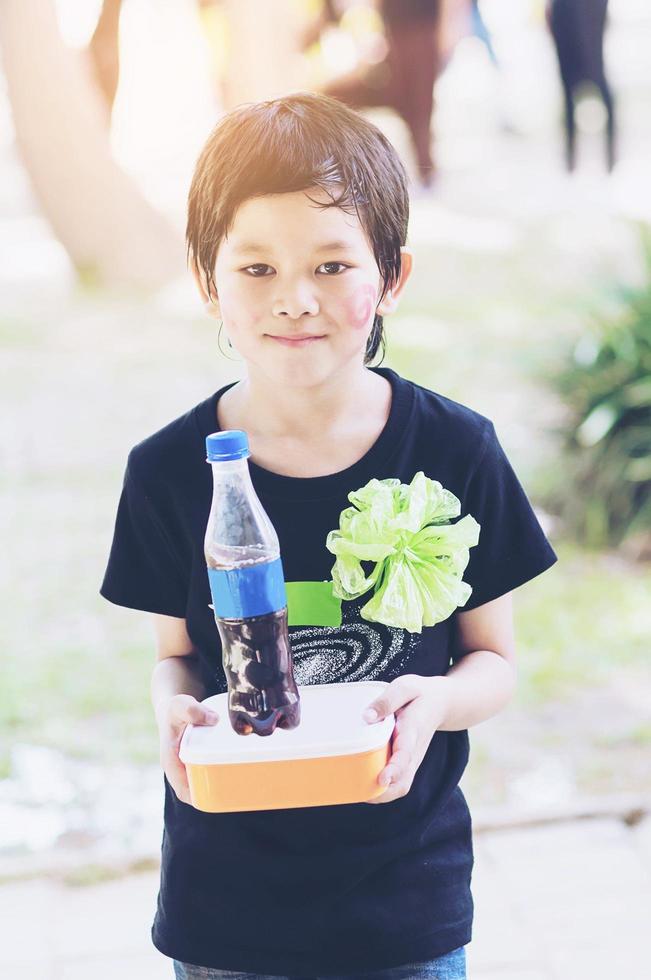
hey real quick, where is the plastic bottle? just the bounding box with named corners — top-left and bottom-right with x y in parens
top-left (204, 430), bottom-right (301, 736)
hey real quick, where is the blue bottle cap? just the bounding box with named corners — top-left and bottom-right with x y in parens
top-left (206, 430), bottom-right (250, 462)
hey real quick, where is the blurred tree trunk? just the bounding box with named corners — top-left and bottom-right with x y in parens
top-left (88, 0), bottom-right (123, 115)
top-left (219, 0), bottom-right (307, 107)
top-left (0, 0), bottom-right (183, 290)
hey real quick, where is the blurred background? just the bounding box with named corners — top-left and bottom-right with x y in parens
top-left (1, 1), bottom-right (650, 978)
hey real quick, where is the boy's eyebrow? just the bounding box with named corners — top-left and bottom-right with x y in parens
top-left (231, 240), bottom-right (358, 255)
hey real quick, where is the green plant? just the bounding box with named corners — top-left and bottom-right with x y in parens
top-left (541, 226), bottom-right (651, 550)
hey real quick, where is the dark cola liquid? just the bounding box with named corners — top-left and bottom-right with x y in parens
top-left (215, 608), bottom-right (301, 736)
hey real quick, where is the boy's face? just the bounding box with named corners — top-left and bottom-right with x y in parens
top-left (196, 188), bottom-right (411, 388)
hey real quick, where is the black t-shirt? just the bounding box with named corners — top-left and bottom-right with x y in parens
top-left (101, 367), bottom-right (557, 975)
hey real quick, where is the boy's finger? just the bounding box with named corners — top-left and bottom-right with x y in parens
top-left (197, 709), bottom-right (219, 725)
top-left (379, 746), bottom-right (412, 786)
top-left (171, 696), bottom-right (219, 726)
top-left (363, 675), bottom-right (420, 723)
top-left (162, 754), bottom-right (190, 801)
top-left (185, 701), bottom-right (218, 724)
top-left (171, 778), bottom-right (191, 805)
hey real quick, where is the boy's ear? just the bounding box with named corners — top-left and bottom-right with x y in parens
top-left (190, 256), bottom-right (221, 319)
top-left (376, 246), bottom-right (413, 316)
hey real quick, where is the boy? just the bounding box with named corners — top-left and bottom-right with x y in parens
top-left (101, 92), bottom-right (557, 978)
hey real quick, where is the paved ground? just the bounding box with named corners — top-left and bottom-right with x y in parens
top-left (2, 814), bottom-right (649, 980)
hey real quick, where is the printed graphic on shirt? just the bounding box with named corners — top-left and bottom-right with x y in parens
top-left (287, 592), bottom-right (419, 686)
top-left (286, 580), bottom-right (342, 627)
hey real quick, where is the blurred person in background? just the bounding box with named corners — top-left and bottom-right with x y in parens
top-left (469, 1), bottom-right (519, 135)
top-left (88, 0), bottom-right (475, 188)
top-left (470, 0), bottom-right (498, 69)
top-left (303, 0), bottom-right (474, 189)
top-left (546, 0), bottom-right (616, 172)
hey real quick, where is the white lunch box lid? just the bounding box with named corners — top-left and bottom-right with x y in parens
top-left (179, 681), bottom-right (394, 765)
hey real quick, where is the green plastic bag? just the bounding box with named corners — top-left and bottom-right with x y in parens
top-left (326, 471), bottom-right (480, 633)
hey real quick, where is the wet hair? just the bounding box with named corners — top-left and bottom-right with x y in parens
top-left (186, 92), bottom-right (410, 364)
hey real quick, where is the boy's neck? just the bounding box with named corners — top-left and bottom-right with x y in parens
top-left (218, 362), bottom-right (391, 442)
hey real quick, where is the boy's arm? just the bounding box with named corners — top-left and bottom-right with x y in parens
top-left (438, 591), bottom-right (517, 731)
top-left (363, 593), bottom-right (517, 803)
top-left (150, 613), bottom-right (208, 723)
top-left (364, 592), bottom-right (516, 730)
top-left (151, 614), bottom-right (219, 804)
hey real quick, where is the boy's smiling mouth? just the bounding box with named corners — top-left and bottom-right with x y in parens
top-left (267, 334), bottom-right (327, 347)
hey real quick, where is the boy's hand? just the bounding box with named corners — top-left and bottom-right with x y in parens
top-left (155, 694), bottom-right (219, 805)
top-left (362, 674), bottom-right (450, 805)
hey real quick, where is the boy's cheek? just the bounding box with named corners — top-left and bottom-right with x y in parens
top-left (340, 282), bottom-right (377, 332)
top-left (221, 302), bottom-right (265, 336)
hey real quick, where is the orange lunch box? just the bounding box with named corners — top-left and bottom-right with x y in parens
top-left (179, 681), bottom-right (395, 812)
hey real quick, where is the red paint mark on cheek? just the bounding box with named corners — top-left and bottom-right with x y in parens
top-left (222, 304), bottom-right (264, 332)
top-left (247, 307), bottom-right (265, 326)
top-left (344, 283), bottom-right (377, 330)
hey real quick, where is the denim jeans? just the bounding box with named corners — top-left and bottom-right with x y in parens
top-left (173, 945), bottom-right (466, 980)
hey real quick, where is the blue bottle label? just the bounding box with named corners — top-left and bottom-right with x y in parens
top-left (208, 557), bottom-right (287, 619)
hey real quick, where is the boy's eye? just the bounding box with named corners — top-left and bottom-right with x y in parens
top-left (318, 262), bottom-right (349, 275)
top-left (241, 262), bottom-right (349, 277)
top-left (243, 264), bottom-right (273, 277)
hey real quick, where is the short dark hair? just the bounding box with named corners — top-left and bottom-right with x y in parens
top-left (186, 92), bottom-right (410, 364)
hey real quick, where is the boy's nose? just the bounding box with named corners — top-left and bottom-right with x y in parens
top-left (272, 286), bottom-right (319, 320)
